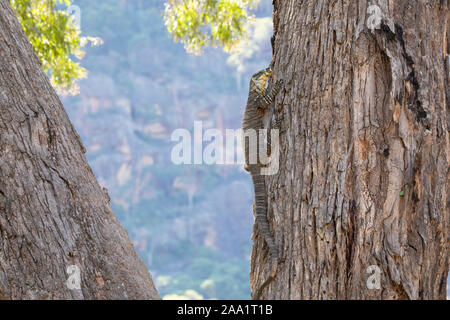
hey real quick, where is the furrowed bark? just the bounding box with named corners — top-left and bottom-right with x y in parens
top-left (0, 0), bottom-right (159, 299)
top-left (250, 0), bottom-right (448, 300)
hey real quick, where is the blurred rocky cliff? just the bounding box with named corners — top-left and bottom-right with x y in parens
top-left (62, 0), bottom-right (274, 299)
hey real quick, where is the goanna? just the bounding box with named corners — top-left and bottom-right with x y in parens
top-left (241, 67), bottom-right (283, 299)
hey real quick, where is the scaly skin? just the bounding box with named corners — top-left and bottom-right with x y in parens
top-left (241, 67), bottom-right (283, 299)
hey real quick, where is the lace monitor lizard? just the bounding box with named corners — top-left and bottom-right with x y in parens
top-left (242, 67), bottom-right (283, 299)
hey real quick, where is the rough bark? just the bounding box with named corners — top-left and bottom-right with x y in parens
top-left (0, 0), bottom-right (159, 299)
top-left (251, 0), bottom-right (448, 299)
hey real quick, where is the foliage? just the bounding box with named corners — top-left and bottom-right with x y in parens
top-left (10, 0), bottom-right (99, 94)
top-left (11, 0), bottom-right (258, 92)
top-left (164, 0), bottom-right (260, 54)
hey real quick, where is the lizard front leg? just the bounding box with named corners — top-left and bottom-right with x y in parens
top-left (264, 79), bottom-right (284, 160)
top-left (259, 79), bottom-right (284, 109)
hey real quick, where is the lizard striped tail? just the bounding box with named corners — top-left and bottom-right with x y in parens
top-left (250, 166), bottom-right (278, 261)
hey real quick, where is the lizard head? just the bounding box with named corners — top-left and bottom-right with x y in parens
top-left (251, 67), bottom-right (272, 91)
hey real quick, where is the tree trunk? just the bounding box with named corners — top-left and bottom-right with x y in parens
top-left (250, 0), bottom-right (448, 299)
top-left (0, 0), bottom-right (159, 299)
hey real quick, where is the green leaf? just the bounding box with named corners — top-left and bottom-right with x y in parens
top-left (164, 0), bottom-right (260, 55)
top-left (11, 0), bottom-right (99, 95)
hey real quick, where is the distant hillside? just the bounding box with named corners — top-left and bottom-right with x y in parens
top-left (62, 0), bottom-right (273, 299)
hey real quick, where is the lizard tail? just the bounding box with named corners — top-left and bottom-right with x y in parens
top-left (250, 166), bottom-right (278, 260)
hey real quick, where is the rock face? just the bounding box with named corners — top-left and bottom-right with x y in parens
top-left (250, 0), bottom-right (448, 299)
top-left (0, 0), bottom-right (159, 299)
top-left (58, 0), bottom-right (274, 299)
